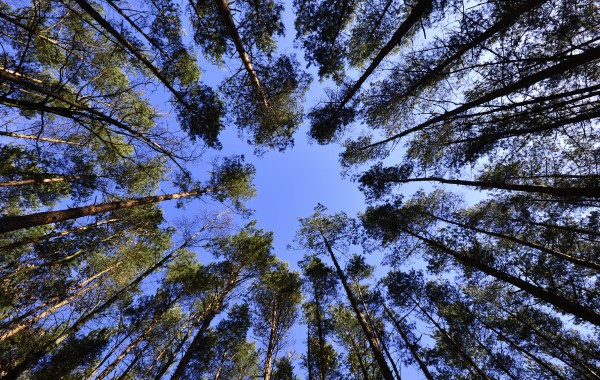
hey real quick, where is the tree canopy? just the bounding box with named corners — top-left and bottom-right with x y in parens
top-left (0, 0), bottom-right (598, 378)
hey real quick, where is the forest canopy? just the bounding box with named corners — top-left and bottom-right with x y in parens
top-left (0, 0), bottom-right (598, 379)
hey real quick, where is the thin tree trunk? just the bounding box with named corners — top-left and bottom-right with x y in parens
top-left (0, 218), bottom-right (118, 253)
top-left (451, 107), bottom-right (600, 147)
top-left (426, 212), bottom-right (600, 271)
top-left (263, 302), bottom-right (279, 380)
top-left (391, 0), bottom-right (545, 102)
top-left (85, 331), bottom-right (134, 380)
top-left (306, 324), bottom-right (314, 380)
top-left (0, 175), bottom-right (90, 188)
top-left (0, 189), bottom-right (209, 233)
top-left (336, 0), bottom-right (431, 111)
top-left (507, 218), bottom-right (600, 238)
top-left (169, 269), bottom-right (241, 380)
top-left (1, 229), bottom-right (204, 380)
top-left (313, 288), bottom-right (326, 380)
top-left (0, 71), bottom-right (181, 170)
top-left (0, 261), bottom-right (118, 341)
top-left (71, 0), bottom-right (186, 105)
top-left (95, 329), bottom-right (151, 380)
top-left (319, 231), bottom-right (396, 380)
top-left (0, 131), bottom-right (83, 146)
top-left (463, 323), bottom-right (519, 380)
top-left (412, 297), bottom-right (490, 379)
top-left (498, 304), bottom-right (600, 378)
top-left (458, 304), bottom-right (571, 380)
top-left (358, 294), bottom-right (401, 380)
top-left (361, 45), bottom-right (600, 150)
top-left (169, 310), bottom-right (219, 380)
top-left (388, 176), bottom-right (600, 198)
top-left (213, 349), bottom-right (228, 380)
top-left (145, 334), bottom-right (181, 379)
top-left (348, 335), bottom-right (371, 380)
top-left (382, 303), bottom-right (435, 380)
top-left (212, 0), bottom-right (269, 109)
top-left (0, 68), bottom-right (169, 156)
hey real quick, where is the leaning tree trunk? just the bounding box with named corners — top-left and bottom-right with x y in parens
top-left (382, 303), bottom-right (435, 380)
top-left (1, 229), bottom-right (205, 380)
top-left (0, 189), bottom-right (210, 233)
top-left (337, 0), bottom-right (431, 110)
top-left (213, 0), bottom-right (270, 109)
top-left (389, 176), bottom-right (600, 198)
top-left (403, 228), bottom-right (600, 326)
top-left (319, 231), bottom-right (396, 380)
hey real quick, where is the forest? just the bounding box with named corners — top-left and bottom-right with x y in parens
top-left (0, 0), bottom-right (598, 378)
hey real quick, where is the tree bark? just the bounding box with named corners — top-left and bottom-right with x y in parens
top-left (0, 189), bottom-right (209, 233)
top-left (388, 176), bottom-right (600, 198)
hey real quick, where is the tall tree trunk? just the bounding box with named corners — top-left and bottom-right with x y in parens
top-left (458, 304), bottom-right (572, 380)
top-left (0, 189), bottom-right (209, 233)
top-left (425, 212), bottom-right (600, 271)
top-left (402, 228), bottom-right (600, 326)
top-left (0, 218), bottom-right (118, 253)
top-left (387, 176), bottom-right (600, 198)
top-left (95, 325), bottom-right (156, 380)
top-left (313, 288), bottom-right (326, 380)
top-left (0, 262), bottom-right (118, 341)
top-left (213, 349), bottom-right (228, 380)
top-left (0, 131), bottom-right (83, 146)
top-left (382, 303), bottom-right (435, 380)
top-left (85, 331), bottom-right (134, 380)
top-left (336, 0), bottom-right (431, 111)
top-left (169, 310), bottom-right (219, 380)
top-left (319, 231), bottom-right (396, 380)
top-left (0, 175), bottom-right (90, 187)
top-left (263, 302), bottom-right (279, 380)
top-left (0, 230), bottom-right (204, 380)
top-left (212, 0), bottom-right (270, 109)
top-left (306, 325), bottom-right (314, 380)
top-left (361, 45), bottom-right (600, 150)
top-left (358, 294), bottom-right (401, 380)
top-left (71, 0), bottom-right (186, 105)
top-left (411, 297), bottom-right (490, 379)
top-left (169, 269), bottom-right (241, 380)
top-left (498, 304), bottom-right (600, 378)
top-left (507, 217), bottom-right (600, 239)
top-left (392, 0), bottom-right (545, 102)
